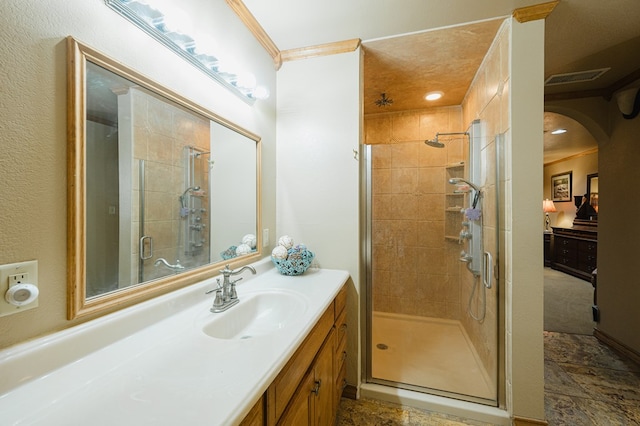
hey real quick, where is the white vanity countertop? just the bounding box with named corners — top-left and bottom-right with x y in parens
top-left (0, 260), bottom-right (349, 426)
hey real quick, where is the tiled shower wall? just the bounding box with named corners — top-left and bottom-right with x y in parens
top-left (460, 19), bottom-right (510, 387)
top-left (130, 89), bottom-right (210, 283)
top-left (366, 106), bottom-right (466, 319)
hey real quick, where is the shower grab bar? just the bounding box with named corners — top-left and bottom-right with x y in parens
top-left (139, 235), bottom-right (153, 260)
top-left (483, 251), bottom-right (493, 289)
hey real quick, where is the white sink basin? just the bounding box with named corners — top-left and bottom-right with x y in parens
top-left (201, 290), bottom-right (307, 340)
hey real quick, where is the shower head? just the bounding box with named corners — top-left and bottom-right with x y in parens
top-left (181, 186), bottom-right (200, 198)
top-left (179, 186), bottom-right (201, 208)
top-left (424, 138), bottom-right (445, 148)
top-left (424, 131), bottom-right (469, 148)
top-left (448, 178), bottom-right (481, 193)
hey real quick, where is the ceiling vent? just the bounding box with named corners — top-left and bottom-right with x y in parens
top-left (544, 68), bottom-right (610, 86)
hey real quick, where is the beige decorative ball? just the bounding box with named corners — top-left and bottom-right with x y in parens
top-left (278, 235), bottom-right (294, 250)
top-left (236, 243), bottom-right (252, 256)
top-left (271, 245), bottom-right (288, 259)
top-left (242, 233), bottom-right (257, 249)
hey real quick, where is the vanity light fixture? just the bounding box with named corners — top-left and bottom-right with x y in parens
top-left (550, 128), bottom-right (567, 135)
top-left (425, 91), bottom-right (444, 101)
top-left (105, 0), bottom-right (269, 104)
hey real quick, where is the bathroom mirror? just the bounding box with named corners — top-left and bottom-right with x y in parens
top-left (67, 37), bottom-right (261, 319)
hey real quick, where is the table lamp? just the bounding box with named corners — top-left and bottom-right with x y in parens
top-left (543, 199), bottom-right (557, 232)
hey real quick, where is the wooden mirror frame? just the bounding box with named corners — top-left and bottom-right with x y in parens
top-left (67, 37), bottom-right (262, 319)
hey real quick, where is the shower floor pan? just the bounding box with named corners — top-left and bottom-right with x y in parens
top-left (372, 311), bottom-right (494, 400)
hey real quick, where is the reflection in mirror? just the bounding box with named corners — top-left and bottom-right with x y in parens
top-left (68, 37), bottom-right (261, 319)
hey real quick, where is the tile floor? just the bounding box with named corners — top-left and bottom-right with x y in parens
top-left (336, 332), bottom-right (640, 425)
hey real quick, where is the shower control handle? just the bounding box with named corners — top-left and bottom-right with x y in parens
top-left (459, 250), bottom-right (472, 263)
top-left (459, 229), bottom-right (472, 244)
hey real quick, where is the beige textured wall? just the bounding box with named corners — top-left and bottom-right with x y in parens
top-left (598, 97), bottom-right (640, 355)
top-left (366, 107), bottom-right (464, 318)
top-left (460, 19), bottom-right (511, 394)
top-left (0, 0), bottom-right (276, 349)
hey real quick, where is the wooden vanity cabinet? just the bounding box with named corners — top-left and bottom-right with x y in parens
top-left (333, 287), bottom-right (348, 413)
top-left (239, 395), bottom-right (265, 426)
top-left (278, 329), bottom-right (335, 426)
top-left (243, 285), bottom-right (346, 426)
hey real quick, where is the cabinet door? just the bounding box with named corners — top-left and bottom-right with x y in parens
top-left (314, 331), bottom-right (335, 426)
top-left (278, 372), bottom-right (314, 426)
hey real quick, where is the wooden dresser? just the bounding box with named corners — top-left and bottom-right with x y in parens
top-left (551, 221), bottom-right (597, 281)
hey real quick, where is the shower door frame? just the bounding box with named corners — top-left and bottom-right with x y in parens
top-left (361, 130), bottom-right (504, 407)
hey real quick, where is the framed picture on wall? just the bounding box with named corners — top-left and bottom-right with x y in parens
top-left (551, 171), bottom-right (572, 202)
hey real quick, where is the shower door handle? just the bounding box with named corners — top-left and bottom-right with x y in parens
top-left (483, 251), bottom-right (493, 289)
top-left (140, 235), bottom-right (153, 260)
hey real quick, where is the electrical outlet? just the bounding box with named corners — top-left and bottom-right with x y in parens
top-left (263, 229), bottom-right (269, 248)
top-left (9, 272), bottom-right (29, 286)
top-left (0, 260), bottom-right (38, 317)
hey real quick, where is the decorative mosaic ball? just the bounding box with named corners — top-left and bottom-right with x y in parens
top-left (278, 235), bottom-right (294, 250)
top-left (236, 243), bottom-right (252, 256)
top-left (271, 245), bottom-right (288, 259)
top-left (242, 233), bottom-right (257, 249)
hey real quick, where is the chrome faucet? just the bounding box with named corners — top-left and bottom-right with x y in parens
top-left (154, 257), bottom-right (185, 271)
top-left (208, 264), bottom-right (257, 313)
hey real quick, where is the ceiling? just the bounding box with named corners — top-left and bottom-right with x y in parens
top-left (241, 0), bottom-right (640, 162)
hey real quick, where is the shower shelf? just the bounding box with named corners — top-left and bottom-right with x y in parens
top-left (445, 162), bottom-right (465, 169)
top-left (445, 235), bottom-right (461, 242)
top-left (446, 207), bottom-right (463, 212)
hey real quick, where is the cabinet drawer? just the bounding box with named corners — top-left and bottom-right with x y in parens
top-left (578, 240), bottom-right (597, 254)
top-left (577, 262), bottom-right (597, 274)
top-left (334, 285), bottom-right (347, 320)
top-left (555, 255), bottom-right (577, 268)
top-left (267, 303), bottom-right (335, 424)
top-left (555, 236), bottom-right (577, 251)
top-left (335, 309), bottom-right (347, 348)
top-left (578, 250), bottom-right (597, 266)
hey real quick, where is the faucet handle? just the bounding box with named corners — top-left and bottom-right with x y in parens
top-left (212, 289), bottom-right (224, 307)
top-left (205, 278), bottom-right (223, 294)
top-left (229, 282), bottom-right (238, 300)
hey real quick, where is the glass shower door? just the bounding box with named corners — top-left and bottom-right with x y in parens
top-left (365, 122), bottom-right (500, 405)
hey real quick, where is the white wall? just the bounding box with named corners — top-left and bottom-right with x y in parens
top-left (508, 18), bottom-right (545, 421)
top-left (0, 0), bottom-right (276, 348)
top-left (276, 51), bottom-right (361, 385)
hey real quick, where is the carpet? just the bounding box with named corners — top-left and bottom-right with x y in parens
top-left (544, 267), bottom-right (596, 335)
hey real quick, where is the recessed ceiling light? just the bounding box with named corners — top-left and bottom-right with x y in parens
top-left (425, 91), bottom-right (443, 101)
top-left (551, 128), bottom-right (567, 135)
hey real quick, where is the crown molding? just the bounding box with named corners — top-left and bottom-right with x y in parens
top-left (513, 0), bottom-right (559, 23)
top-left (281, 38), bottom-right (362, 62)
top-left (544, 147), bottom-right (598, 166)
top-left (225, 0), bottom-right (282, 70)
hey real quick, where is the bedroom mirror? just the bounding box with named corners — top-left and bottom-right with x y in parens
top-left (586, 172), bottom-right (599, 220)
top-left (67, 37), bottom-right (261, 319)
